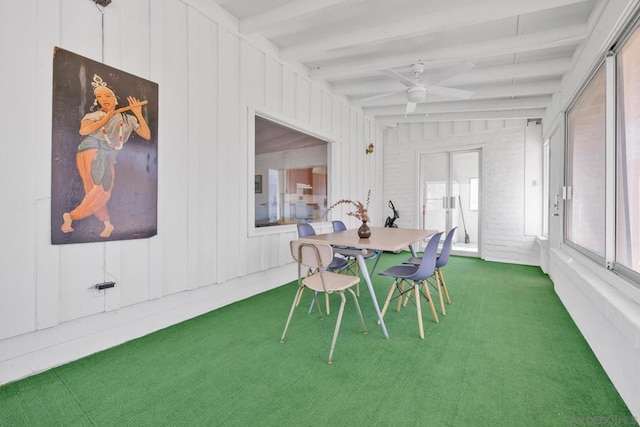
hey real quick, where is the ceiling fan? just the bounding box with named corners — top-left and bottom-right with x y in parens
top-left (362, 61), bottom-right (475, 116)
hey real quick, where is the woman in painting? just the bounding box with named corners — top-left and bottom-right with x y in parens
top-left (61, 74), bottom-right (151, 238)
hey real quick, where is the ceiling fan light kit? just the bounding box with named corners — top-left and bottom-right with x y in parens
top-left (410, 63), bottom-right (425, 75)
top-left (406, 86), bottom-right (427, 103)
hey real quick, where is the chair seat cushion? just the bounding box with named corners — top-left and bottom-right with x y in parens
top-left (328, 256), bottom-right (349, 270)
top-left (333, 247), bottom-right (377, 259)
top-left (378, 264), bottom-right (418, 279)
top-left (404, 255), bottom-right (447, 267)
top-left (303, 271), bottom-right (360, 292)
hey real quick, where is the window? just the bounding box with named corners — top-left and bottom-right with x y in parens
top-left (616, 24), bottom-right (640, 276)
top-left (253, 115), bottom-right (329, 228)
top-left (565, 17), bottom-right (640, 287)
top-left (566, 63), bottom-right (606, 258)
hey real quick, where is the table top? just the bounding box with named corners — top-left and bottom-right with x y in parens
top-left (298, 227), bottom-right (438, 253)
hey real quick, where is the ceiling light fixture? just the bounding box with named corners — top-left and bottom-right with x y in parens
top-left (406, 86), bottom-right (426, 103)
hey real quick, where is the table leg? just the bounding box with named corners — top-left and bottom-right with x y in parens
top-left (356, 254), bottom-right (389, 339)
top-left (369, 250), bottom-right (382, 275)
top-left (409, 244), bottom-right (417, 257)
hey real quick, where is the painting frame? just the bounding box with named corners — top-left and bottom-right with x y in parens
top-left (51, 47), bottom-right (159, 245)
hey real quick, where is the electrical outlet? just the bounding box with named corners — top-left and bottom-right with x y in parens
top-left (95, 281), bottom-right (115, 290)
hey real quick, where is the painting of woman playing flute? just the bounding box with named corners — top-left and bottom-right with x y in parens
top-left (51, 47), bottom-right (158, 244)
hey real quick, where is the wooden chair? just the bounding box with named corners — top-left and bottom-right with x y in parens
top-left (281, 241), bottom-right (367, 364)
top-left (331, 220), bottom-right (379, 296)
top-left (296, 223), bottom-right (348, 314)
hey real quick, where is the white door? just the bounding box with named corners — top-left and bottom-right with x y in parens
top-left (420, 149), bottom-right (480, 256)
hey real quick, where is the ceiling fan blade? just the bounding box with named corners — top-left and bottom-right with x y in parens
top-left (359, 88), bottom-right (406, 103)
top-left (405, 101), bottom-right (417, 115)
top-left (427, 85), bottom-right (474, 99)
top-left (422, 60), bottom-right (474, 86)
top-left (378, 68), bottom-right (416, 87)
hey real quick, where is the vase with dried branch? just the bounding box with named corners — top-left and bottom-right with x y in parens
top-left (326, 190), bottom-right (372, 238)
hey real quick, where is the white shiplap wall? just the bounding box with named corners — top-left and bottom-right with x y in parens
top-left (0, 0), bottom-right (383, 385)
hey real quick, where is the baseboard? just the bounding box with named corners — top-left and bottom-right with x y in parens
top-left (0, 263), bottom-right (296, 386)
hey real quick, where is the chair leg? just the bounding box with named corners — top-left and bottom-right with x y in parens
top-left (309, 291), bottom-right (325, 319)
top-left (327, 292), bottom-right (347, 364)
top-left (295, 286), bottom-right (306, 307)
top-left (402, 287), bottom-right (412, 307)
top-left (347, 288), bottom-right (367, 335)
top-left (325, 293), bottom-right (331, 315)
top-left (348, 258), bottom-right (360, 297)
top-left (438, 268), bottom-right (451, 304)
top-left (434, 271), bottom-right (446, 316)
top-left (354, 260), bottom-right (360, 297)
top-left (379, 280), bottom-right (398, 322)
top-left (281, 287), bottom-right (304, 343)
top-left (422, 280), bottom-right (439, 324)
top-left (414, 281), bottom-right (424, 339)
top-left (396, 279), bottom-right (406, 312)
top-left (296, 268), bottom-right (313, 307)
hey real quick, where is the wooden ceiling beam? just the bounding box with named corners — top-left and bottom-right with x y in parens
top-left (311, 24), bottom-right (586, 81)
top-left (375, 108), bottom-right (546, 126)
top-left (281, 0), bottom-right (589, 60)
top-left (240, 0), bottom-right (356, 35)
top-left (332, 58), bottom-right (572, 96)
top-left (363, 95), bottom-right (552, 116)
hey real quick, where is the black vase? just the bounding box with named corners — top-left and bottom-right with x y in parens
top-left (358, 221), bottom-right (371, 238)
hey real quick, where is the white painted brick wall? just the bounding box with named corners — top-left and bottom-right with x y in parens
top-left (384, 120), bottom-right (539, 266)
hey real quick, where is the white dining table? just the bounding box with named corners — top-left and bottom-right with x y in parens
top-left (298, 226), bottom-right (438, 339)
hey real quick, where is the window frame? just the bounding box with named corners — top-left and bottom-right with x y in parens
top-left (611, 17), bottom-right (640, 285)
top-left (563, 58), bottom-right (608, 263)
top-left (563, 15), bottom-right (640, 289)
top-left (248, 107), bottom-right (336, 237)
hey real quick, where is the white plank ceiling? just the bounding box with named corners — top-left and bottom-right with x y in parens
top-left (214, 0), bottom-right (599, 127)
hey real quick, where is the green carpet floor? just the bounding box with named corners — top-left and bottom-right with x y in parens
top-left (0, 255), bottom-right (635, 426)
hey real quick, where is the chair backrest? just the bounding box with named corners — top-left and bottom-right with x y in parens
top-left (332, 220), bottom-right (347, 232)
top-left (436, 227), bottom-right (457, 268)
top-left (411, 232), bottom-right (443, 280)
top-left (290, 240), bottom-right (333, 270)
top-left (297, 223), bottom-right (316, 237)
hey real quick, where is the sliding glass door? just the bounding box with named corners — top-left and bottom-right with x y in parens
top-left (420, 149), bottom-right (480, 256)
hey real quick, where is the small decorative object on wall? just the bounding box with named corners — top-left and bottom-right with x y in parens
top-left (51, 47), bottom-right (159, 244)
top-left (255, 175), bottom-right (263, 193)
top-left (326, 190), bottom-right (372, 238)
top-left (91, 0), bottom-right (112, 7)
